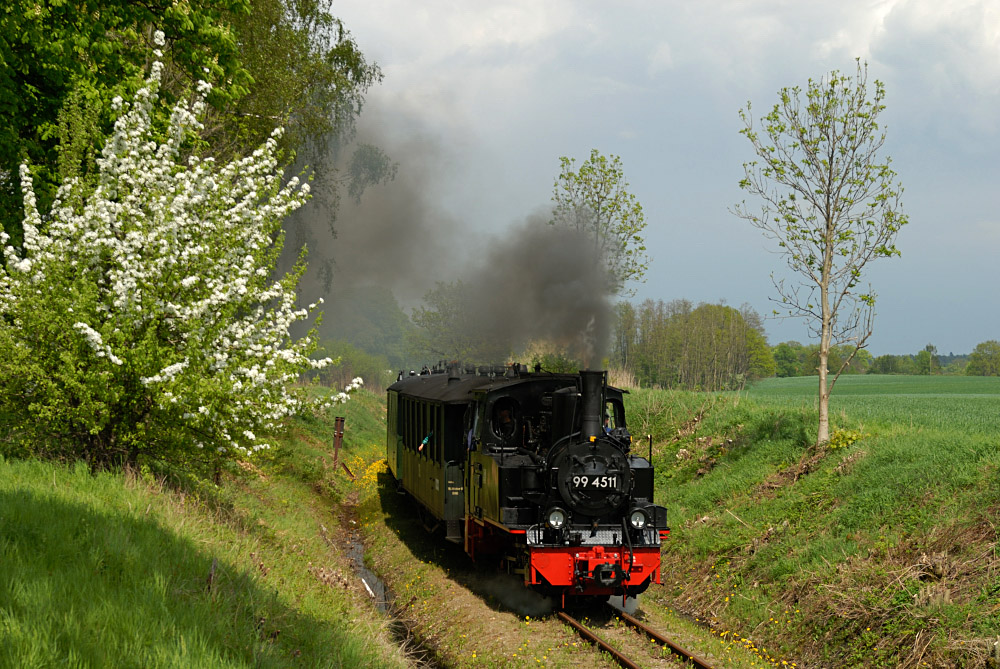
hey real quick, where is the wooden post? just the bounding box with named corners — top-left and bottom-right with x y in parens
top-left (333, 416), bottom-right (345, 468)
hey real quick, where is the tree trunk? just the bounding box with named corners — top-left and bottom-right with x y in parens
top-left (818, 216), bottom-right (835, 445)
top-left (817, 349), bottom-right (830, 445)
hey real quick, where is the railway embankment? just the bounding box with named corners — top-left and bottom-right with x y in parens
top-left (629, 376), bottom-right (1000, 668)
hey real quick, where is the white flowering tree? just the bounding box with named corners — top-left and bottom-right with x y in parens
top-left (0, 33), bottom-right (360, 470)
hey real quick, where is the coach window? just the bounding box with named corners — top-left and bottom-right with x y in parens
top-left (402, 398), bottom-right (409, 448)
top-left (409, 399), bottom-right (417, 452)
top-left (435, 405), bottom-right (443, 463)
top-left (421, 402), bottom-right (429, 459)
top-left (491, 397), bottom-right (519, 441)
top-left (411, 399), bottom-right (418, 451)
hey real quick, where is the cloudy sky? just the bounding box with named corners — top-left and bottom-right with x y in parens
top-left (329, 0), bottom-right (999, 356)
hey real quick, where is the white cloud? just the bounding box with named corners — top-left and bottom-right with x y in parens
top-left (871, 0), bottom-right (1000, 138)
top-left (647, 41), bottom-right (674, 76)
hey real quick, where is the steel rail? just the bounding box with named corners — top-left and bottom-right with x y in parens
top-left (613, 606), bottom-right (715, 669)
top-left (556, 611), bottom-right (642, 669)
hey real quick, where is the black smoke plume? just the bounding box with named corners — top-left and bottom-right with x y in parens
top-left (284, 101), bottom-right (614, 366)
top-left (450, 214), bottom-right (614, 365)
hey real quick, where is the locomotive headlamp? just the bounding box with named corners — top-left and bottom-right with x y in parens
top-left (547, 507), bottom-right (568, 529)
top-left (628, 508), bottom-right (649, 530)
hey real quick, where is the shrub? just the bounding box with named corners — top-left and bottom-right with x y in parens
top-left (0, 34), bottom-right (358, 471)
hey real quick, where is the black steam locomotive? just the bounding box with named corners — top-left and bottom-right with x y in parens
top-left (386, 363), bottom-right (668, 604)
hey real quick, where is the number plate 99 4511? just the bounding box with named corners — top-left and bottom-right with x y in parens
top-left (571, 475), bottom-right (618, 488)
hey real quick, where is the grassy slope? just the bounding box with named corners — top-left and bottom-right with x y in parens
top-left (631, 376), bottom-right (1000, 668)
top-left (6, 377), bottom-right (997, 667)
top-left (0, 388), bottom-right (412, 669)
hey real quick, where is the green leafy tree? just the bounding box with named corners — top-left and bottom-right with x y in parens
top-left (918, 344), bottom-right (941, 374)
top-left (0, 0), bottom-right (251, 243)
top-left (966, 340), bottom-right (1000, 376)
top-left (0, 45), bottom-right (357, 470)
top-left (870, 354), bottom-right (898, 374)
top-left (914, 349), bottom-right (932, 375)
top-left (215, 0), bottom-right (385, 220)
top-left (773, 341), bottom-right (804, 377)
top-left (734, 60), bottom-right (908, 445)
top-left (316, 340), bottom-right (395, 392)
top-left (1, 0), bottom-right (382, 245)
top-left (746, 324), bottom-right (778, 382)
top-left (611, 301), bottom-right (638, 370)
top-left (551, 149), bottom-right (649, 295)
top-left (804, 344), bottom-right (871, 375)
top-left (217, 0), bottom-right (378, 157)
top-left (870, 353), bottom-right (917, 375)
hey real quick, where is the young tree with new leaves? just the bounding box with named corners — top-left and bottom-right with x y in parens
top-left (734, 60), bottom-right (907, 445)
top-left (551, 149), bottom-right (649, 296)
top-left (0, 34), bottom-right (359, 471)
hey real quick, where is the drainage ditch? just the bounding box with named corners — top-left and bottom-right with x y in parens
top-left (341, 510), bottom-right (443, 668)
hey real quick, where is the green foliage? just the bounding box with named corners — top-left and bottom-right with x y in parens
top-left (772, 341), bottom-right (802, 377)
top-left (869, 353), bottom-right (914, 374)
top-left (774, 341), bottom-right (873, 377)
top-left (827, 428), bottom-right (865, 449)
top-left (914, 349), bottom-right (933, 375)
top-left (1, 0), bottom-right (381, 245)
top-left (0, 0), bottom-right (252, 241)
top-left (551, 149), bottom-right (648, 295)
top-left (316, 340), bottom-right (396, 392)
top-left (870, 344), bottom-right (948, 375)
top-left (217, 0), bottom-right (384, 216)
top-left (613, 298), bottom-right (774, 390)
top-left (966, 340), bottom-right (1000, 376)
top-left (529, 350), bottom-right (581, 373)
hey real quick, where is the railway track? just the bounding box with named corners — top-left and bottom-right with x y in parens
top-left (557, 605), bottom-right (715, 669)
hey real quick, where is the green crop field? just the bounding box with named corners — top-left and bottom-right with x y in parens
top-left (746, 375), bottom-right (1000, 435)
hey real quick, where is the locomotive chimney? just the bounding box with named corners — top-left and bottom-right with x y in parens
top-left (580, 370), bottom-right (605, 440)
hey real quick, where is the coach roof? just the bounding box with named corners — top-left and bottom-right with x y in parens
top-left (388, 371), bottom-right (580, 403)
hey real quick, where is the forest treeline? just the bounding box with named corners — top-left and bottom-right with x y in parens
top-left (610, 300), bottom-right (774, 391)
top-left (317, 290), bottom-right (1000, 391)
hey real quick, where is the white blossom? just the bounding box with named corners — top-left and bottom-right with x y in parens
top-left (0, 47), bottom-right (355, 464)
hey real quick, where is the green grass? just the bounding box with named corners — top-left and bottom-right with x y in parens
top-left (630, 376), bottom-right (1000, 667)
top-left (0, 389), bottom-right (409, 669)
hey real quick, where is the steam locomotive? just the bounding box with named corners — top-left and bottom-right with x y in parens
top-left (385, 363), bottom-right (668, 604)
